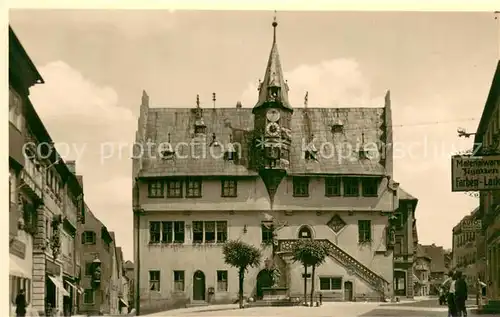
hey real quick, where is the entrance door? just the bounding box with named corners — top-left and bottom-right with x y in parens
top-left (344, 281), bottom-right (353, 301)
top-left (256, 270), bottom-right (273, 300)
top-left (394, 271), bottom-right (407, 297)
top-left (193, 271), bottom-right (206, 301)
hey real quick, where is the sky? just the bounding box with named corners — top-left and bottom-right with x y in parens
top-left (9, 10), bottom-right (500, 261)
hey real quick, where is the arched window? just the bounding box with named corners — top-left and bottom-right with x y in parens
top-left (298, 226), bottom-right (312, 239)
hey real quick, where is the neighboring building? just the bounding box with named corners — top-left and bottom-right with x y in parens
top-left (452, 207), bottom-right (480, 293)
top-left (124, 260), bottom-right (135, 309)
top-left (421, 244), bottom-right (447, 295)
top-left (9, 26), bottom-right (85, 316)
top-left (116, 247), bottom-right (130, 314)
top-left (392, 188), bottom-right (418, 298)
top-left (78, 207), bottom-right (119, 315)
top-left (132, 18), bottom-right (401, 312)
top-left (413, 244), bottom-right (431, 297)
top-left (9, 25), bottom-right (44, 313)
top-left (108, 232), bottom-right (121, 314)
top-left (473, 60), bottom-right (500, 312)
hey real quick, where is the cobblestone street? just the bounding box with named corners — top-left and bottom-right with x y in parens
top-left (143, 299), bottom-right (489, 317)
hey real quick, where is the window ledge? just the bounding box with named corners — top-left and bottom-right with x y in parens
top-left (293, 194), bottom-right (310, 198)
top-left (147, 196), bottom-right (165, 199)
top-left (362, 194), bottom-right (378, 197)
top-left (318, 290), bottom-right (343, 292)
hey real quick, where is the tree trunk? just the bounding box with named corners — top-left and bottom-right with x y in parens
top-left (303, 265), bottom-right (308, 305)
top-left (310, 265), bottom-right (316, 307)
top-left (239, 268), bottom-right (245, 309)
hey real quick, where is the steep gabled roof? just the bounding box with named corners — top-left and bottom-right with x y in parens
top-left (398, 187), bottom-right (417, 201)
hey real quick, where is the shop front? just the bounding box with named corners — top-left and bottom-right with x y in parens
top-left (9, 231), bottom-right (33, 314)
top-left (45, 258), bottom-right (70, 315)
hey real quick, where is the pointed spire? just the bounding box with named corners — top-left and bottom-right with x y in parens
top-left (252, 11), bottom-right (292, 113)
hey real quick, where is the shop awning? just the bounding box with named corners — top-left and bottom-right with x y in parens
top-left (48, 275), bottom-right (70, 297)
top-left (64, 280), bottom-right (83, 294)
top-left (119, 298), bottom-right (128, 306)
top-left (9, 254), bottom-right (28, 278)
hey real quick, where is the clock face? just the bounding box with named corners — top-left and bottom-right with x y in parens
top-left (266, 122), bottom-right (280, 137)
top-left (266, 109), bottom-right (280, 122)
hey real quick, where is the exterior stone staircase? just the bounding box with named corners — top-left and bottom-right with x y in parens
top-left (277, 239), bottom-right (390, 296)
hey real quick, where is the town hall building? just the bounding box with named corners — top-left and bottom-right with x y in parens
top-left (132, 17), bottom-right (406, 310)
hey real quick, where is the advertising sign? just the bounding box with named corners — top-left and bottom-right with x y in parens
top-left (451, 155), bottom-right (500, 191)
top-left (461, 219), bottom-right (482, 232)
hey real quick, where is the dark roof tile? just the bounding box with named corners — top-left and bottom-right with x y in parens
top-left (139, 107), bottom-right (387, 177)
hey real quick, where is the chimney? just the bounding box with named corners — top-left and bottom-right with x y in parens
top-left (236, 101), bottom-right (242, 108)
top-left (76, 175), bottom-right (84, 190)
top-left (66, 160), bottom-right (76, 174)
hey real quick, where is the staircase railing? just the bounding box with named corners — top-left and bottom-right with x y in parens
top-left (278, 239), bottom-right (389, 294)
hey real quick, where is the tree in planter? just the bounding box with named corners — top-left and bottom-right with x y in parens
top-left (291, 239), bottom-right (328, 307)
top-left (222, 240), bottom-right (262, 308)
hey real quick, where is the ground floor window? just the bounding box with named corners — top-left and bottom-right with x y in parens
top-left (10, 276), bottom-right (31, 305)
top-left (319, 277), bottom-right (342, 290)
top-left (174, 271), bottom-right (185, 292)
top-left (217, 270), bottom-right (228, 291)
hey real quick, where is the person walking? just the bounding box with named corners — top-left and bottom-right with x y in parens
top-left (446, 271), bottom-right (458, 317)
top-left (455, 271), bottom-right (468, 317)
top-left (15, 289), bottom-right (27, 317)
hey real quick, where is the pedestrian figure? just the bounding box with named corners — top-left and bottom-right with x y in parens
top-left (455, 271), bottom-right (468, 317)
top-left (445, 271), bottom-right (458, 317)
top-left (15, 289), bottom-right (27, 317)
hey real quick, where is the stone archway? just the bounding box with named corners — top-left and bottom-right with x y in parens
top-left (193, 270), bottom-right (206, 301)
top-left (255, 269), bottom-right (273, 300)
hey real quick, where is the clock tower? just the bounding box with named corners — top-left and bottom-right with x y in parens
top-left (252, 14), bottom-right (293, 207)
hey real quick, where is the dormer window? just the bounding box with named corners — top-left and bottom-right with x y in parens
top-left (194, 118), bottom-right (206, 135)
top-left (358, 148), bottom-right (368, 160)
top-left (358, 132), bottom-right (368, 160)
top-left (209, 133), bottom-right (221, 148)
top-left (160, 133), bottom-right (175, 160)
top-left (331, 118), bottom-right (344, 134)
top-left (224, 135), bottom-right (238, 161)
top-left (331, 109), bottom-right (344, 134)
top-left (304, 136), bottom-right (318, 161)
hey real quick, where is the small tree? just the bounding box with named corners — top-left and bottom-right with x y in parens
top-left (223, 240), bottom-right (262, 308)
top-left (291, 239), bottom-right (328, 306)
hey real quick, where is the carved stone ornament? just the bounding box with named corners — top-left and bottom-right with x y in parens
top-left (17, 195), bottom-right (25, 229)
top-left (327, 214), bottom-right (347, 233)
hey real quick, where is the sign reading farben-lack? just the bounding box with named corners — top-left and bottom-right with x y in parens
top-left (451, 155), bottom-right (500, 191)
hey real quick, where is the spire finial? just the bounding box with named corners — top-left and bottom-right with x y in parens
top-left (304, 91), bottom-right (309, 108)
top-left (272, 10), bottom-right (278, 43)
top-left (212, 92), bottom-right (216, 109)
top-left (196, 94), bottom-right (200, 109)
